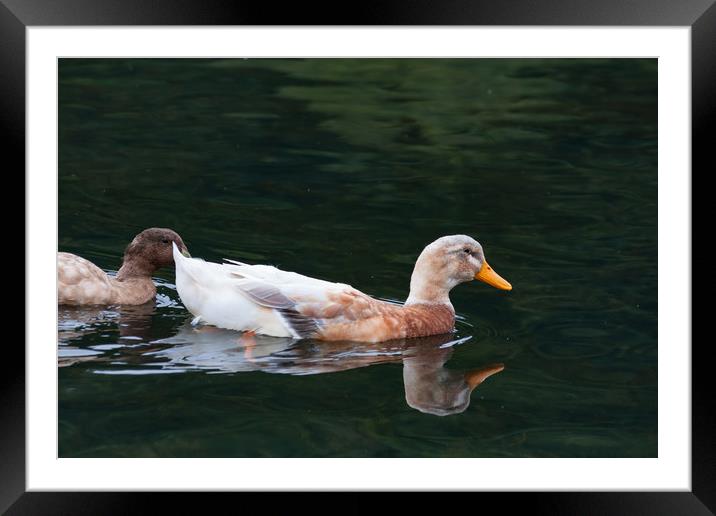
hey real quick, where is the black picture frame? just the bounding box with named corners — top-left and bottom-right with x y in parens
top-left (6, 0), bottom-right (710, 513)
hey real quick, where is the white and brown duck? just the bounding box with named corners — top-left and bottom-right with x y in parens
top-left (58, 227), bottom-right (189, 305)
top-left (173, 235), bottom-right (511, 342)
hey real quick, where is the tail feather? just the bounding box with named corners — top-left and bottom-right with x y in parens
top-left (173, 242), bottom-right (209, 284)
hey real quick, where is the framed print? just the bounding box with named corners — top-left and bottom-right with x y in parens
top-left (6, 0), bottom-right (711, 513)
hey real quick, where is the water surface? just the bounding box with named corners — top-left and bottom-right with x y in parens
top-left (59, 58), bottom-right (657, 457)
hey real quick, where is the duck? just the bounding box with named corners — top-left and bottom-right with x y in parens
top-left (172, 234), bottom-right (511, 343)
top-left (58, 227), bottom-right (189, 306)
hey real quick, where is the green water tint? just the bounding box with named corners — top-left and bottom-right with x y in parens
top-left (59, 58), bottom-right (657, 457)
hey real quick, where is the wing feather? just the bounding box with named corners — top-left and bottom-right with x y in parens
top-left (232, 277), bottom-right (321, 338)
top-left (221, 257), bottom-right (390, 337)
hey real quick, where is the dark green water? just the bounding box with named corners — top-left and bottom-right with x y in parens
top-left (58, 58), bottom-right (657, 457)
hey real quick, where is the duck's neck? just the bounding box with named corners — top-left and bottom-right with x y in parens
top-left (405, 269), bottom-right (453, 306)
top-left (116, 255), bottom-right (155, 281)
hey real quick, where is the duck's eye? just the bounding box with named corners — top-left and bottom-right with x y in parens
top-left (162, 239), bottom-right (170, 244)
top-left (463, 248), bottom-right (471, 255)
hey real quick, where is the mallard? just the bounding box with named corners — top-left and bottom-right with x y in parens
top-left (58, 227), bottom-right (189, 305)
top-left (172, 235), bottom-right (511, 343)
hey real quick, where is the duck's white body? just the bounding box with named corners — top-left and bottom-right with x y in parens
top-left (173, 243), bottom-right (349, 339)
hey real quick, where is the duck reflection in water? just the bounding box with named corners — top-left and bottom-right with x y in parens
top-left (58, 303), bottom-right (158, 367)
top-left (144, 324), bottom-right (504, 416)
top-left (401, 341), bottom-right (504, 416)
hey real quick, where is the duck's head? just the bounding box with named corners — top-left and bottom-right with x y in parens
top-left (123, 227), bottom-right (190, 272)
top-left (406, 235), bottom-right (511, 305)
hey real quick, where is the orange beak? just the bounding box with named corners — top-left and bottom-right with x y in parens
top-left (475, 260), bottom-right (512, 291)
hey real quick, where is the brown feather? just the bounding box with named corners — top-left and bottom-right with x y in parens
top-left (316, 300), bottom-right (455, 342)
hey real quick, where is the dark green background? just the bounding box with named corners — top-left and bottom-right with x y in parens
top-left (58, 58), bottom-right (657, 457)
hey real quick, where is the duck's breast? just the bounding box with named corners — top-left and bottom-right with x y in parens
top-left (316, 302), bottom-right (455, 343)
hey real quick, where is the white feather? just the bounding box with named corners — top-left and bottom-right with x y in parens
top-left (172, 243), bottom-right (352, 338)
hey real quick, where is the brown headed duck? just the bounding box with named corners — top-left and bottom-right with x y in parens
top-left (173, 235), bottom-right (511, 342)
top-left (58, 227), bottom-right (189, 305)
